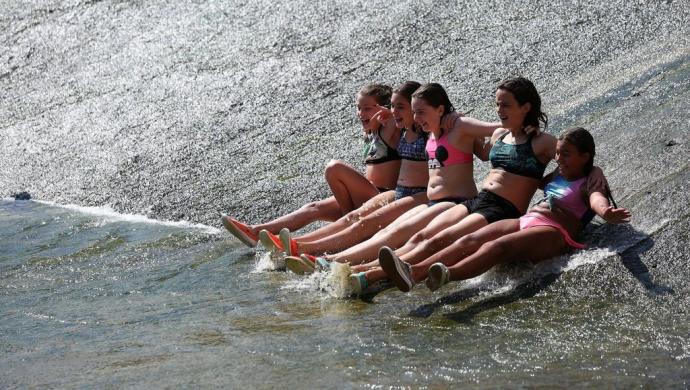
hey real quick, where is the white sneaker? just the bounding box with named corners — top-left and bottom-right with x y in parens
top-left (426, 263), bottom-right (449, 292)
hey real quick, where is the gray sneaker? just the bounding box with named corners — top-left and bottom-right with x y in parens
top-left (426, 263), bottom-right (450, 292)
top-left (349, 272), bottom-right (368, 295)
top-left (378, 246), bottom-right (414, 292)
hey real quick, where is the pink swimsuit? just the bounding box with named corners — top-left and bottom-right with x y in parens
top-left (426, 130), bottom-right (473, 169)
top-left (519, 175), bottom-right (592, 249)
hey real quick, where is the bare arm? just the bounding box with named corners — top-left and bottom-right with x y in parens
top-left (473, 138), bottom-right (491, 161)
top-left (589, 191), bottom-right (631, 224)
top-left (532, 132), bottom-right (557, 164)
top-left (454, 116), bottom-right (502, 138)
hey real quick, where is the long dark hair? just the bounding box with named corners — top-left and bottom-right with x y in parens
top-left (559, 127), bottom-right (595, 175)
top-left (411, 83), bottom-right (455, 116)
top-left (497, 77), bottom-right (548, 131)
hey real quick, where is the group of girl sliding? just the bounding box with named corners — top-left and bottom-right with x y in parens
top-left (222, 77), bottom-right (631, 296)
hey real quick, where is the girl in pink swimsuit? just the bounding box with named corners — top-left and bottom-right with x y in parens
top-left (379, 127), bottom-right (632, 293)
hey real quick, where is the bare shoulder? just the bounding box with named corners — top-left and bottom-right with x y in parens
top-left (532, 131), bottom-right (557, 149)
top-left (491, 127), bottom-right (509, 143)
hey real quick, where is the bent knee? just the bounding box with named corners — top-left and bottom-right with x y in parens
top-left (324, 160), bottom-right (351, 178)
top-left (457, 233), bottom-right (480, 249)
top-left (409, 230), bottom-right (430, 244)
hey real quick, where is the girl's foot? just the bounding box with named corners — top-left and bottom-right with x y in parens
top-left (279, 228), bottom-right (298, 256)
top-left (378, 246), bottom-right (414, 292)
top-left (300, 253), bottom-right (316, 263)
top-left (285, 256), bottom-right (315, 275)
top-left (426, 263), bottom-right (449, 292)
top-left (258, 229), bottom-right (284, 253)
top-left (349, 272), bottom-right (368, 295)
top-left (314, 257), bottom-right (331, 271)
top-left (221, 215), bottom-right (257, 248)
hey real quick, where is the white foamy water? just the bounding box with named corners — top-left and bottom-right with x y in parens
top-left (34, 200), bottom-right (222, 235)
top-left (280, 262), bottom-right (354, 298)
top-left (442, 247), bottom-right (620, 299)
top-left (252, 250), bottom-right (286, 272)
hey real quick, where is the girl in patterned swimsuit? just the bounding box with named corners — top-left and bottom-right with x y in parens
top-left (380, 127), bottom-right (631, 293)
top-left (221, 84), bottom-right (403, 248)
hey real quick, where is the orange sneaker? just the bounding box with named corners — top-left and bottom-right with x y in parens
top-left (279, 228), bottom-right (299, 256)
top-left (300, 253), bottom-right (317, 263)
top-left (258, 229), bottom-right (284, 253)
top-left (221, 214), bottom-right (257, 248)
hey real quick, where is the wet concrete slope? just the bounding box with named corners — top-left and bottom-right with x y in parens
top-left (1, 0), bottom-right (688, 228)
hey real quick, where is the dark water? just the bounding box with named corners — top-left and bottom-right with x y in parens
top-left (2, 0), bottom-right (690, 387)
top-left (1, 199), bottom-right (689, 388)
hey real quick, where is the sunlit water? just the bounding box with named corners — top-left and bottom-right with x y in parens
top-left (2, 199), bottom-right (688, 388)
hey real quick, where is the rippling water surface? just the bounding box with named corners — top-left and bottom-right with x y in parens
top-left (2, 199), bottom-right (688, 388)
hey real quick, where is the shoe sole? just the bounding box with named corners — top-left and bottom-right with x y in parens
top-left (258, 230), bottom-right (279, 252)
top-left (426, 263), bottom-right (448, 292)
top-left (378, 246), bottom-right (413, 292)
top-left (222, 215), bottom-right (257, 248)
top-left (279, 228), bottom-right (293, 256)
top-left (285, 256), bottom-right (315, 275)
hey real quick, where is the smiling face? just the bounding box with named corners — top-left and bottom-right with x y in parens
top-left (356, 94), bottom-right (381, 131)
top-left (495, 88), bottom-right (531, 130)
top-left (411, 97), bottom-right (444, 133)
top-left (556, 140), bottom-right (590, 179)
top-left (391, 92), bottom-right (414, 130)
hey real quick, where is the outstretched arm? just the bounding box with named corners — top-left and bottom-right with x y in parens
top-left (454, 116), bottom-right (502, 138)
top-left (589, 191), bottom-right (631, 224)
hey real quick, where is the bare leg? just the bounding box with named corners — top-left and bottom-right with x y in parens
top-left (398, 212), bottom-right (488, 268)
top-left (370, 199), bottom-right (430, 239)
top-left (325, 160), bottom-right (381, 215)
top-left (394, 204), bottom-right (473, 257)
top-left (297, 194), bottom-right (437, 257)
top-left (444, 226), bottom-right (569, 281)
top-left (325, 202), bottom-right (457, 264)
top-left (406, 219), bottom-right (522, 282)
top-left (245, 160), bottom-right (384, 235)
top-left (363, 212), bottom-right (492, 285)
top-left (294, 190), bottom-right (396, 242)
top-left (250, 196), bottom-right (343, 234)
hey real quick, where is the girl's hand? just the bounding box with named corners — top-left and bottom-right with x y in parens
top-left (602, 206), bottom-right (631, 224)
top-left (370, 105), bottom-right (394, 128)
top-left (441, 111), bottom-right (463, 130)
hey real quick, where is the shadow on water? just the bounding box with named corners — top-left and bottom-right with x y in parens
top-left (408, 223), bottom-right (672, 322)
top-left (618, 235), bottom-right (674, 295)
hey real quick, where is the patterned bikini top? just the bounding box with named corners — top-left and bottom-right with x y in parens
top-left (489, 131), bottom-right (547, 180)
top-left (364, 129), bottom-right (401, 165)
top-left (397, 129), bottom-right (428, 162)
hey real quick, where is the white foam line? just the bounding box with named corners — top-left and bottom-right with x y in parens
top-left (34, 200), bottom-right (222, 234)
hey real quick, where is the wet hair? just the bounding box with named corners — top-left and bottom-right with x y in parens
top-left (411, 83), bottom-right (455, 115)
top-left (393, 81), bottom-right (422, 103)
top-left (359, 84), bottom-right (393, 107)
top-left (559, 127), bottom-right (595, 175)
top-left (497, 77), bottom-right (548, 130)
